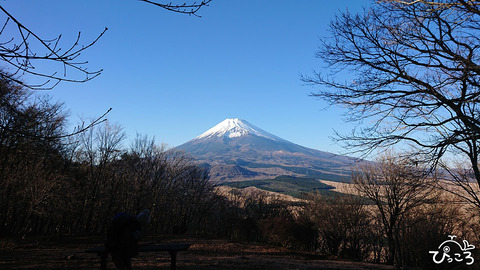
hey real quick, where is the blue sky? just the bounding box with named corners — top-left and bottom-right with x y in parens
top-left (3, 0), bottom-right (372, 154)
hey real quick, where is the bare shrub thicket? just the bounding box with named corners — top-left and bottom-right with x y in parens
top-left (220, 189), bottom-right (293, 242)
top-left (302, 193), bottom-right (378, 262)
top-left (218, 189), bottom-right (317, 250)
top-left (399, 201), bottom-right (476, 269)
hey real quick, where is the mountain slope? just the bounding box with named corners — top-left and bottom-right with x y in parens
top-left (176, 118), bottom-right (355, 182)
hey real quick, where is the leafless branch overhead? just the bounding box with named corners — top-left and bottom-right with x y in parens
top-left (0, 0), bottom-right (212, 90)
top-left (0, 5), bottom-right (106, 90)
top-left (138, 0), bottom-right (212, 16)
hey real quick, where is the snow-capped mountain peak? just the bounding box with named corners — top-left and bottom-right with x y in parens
top-left (176, 118), bottom-right (355, 182)
top-left (194, 118), bottom-right (284, 141)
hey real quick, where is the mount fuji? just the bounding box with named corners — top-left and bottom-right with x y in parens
top-left (176, 118), bottom-right (355, 182)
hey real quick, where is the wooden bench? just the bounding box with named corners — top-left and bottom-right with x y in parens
top-left (85, 243), bottom-right (191, 270)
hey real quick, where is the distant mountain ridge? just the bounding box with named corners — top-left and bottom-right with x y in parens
top-left (176, 118), bottom-right (355, 182)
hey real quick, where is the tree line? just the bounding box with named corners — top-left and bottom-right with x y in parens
top-left (0, 78), bottom-right (222, 236)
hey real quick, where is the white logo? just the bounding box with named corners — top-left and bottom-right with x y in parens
top-left (429, 235), bottom-right (475, 265)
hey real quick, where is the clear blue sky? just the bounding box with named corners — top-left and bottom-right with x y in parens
top-left (4, 0), bottom-right (372, 154)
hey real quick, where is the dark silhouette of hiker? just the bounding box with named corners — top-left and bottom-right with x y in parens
top-left (105, 209), bottom-right (150, 270)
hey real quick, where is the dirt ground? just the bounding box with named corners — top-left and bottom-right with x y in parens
top-left (0, 235), bottom-right (395, 270)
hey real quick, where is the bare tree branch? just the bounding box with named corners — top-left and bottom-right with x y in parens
top-left (138, 0), bottom-right (212, 17)
top-left (0, 5), bottom-right (107, 90)
top-left (0, 1), bottom-right (212, 90)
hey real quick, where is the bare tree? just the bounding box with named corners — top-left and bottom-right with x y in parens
top-left (73, 121), bottom-right (125, 232)
top-left (304, 0), bottom-right (480, 202)
top-left (352, 152), bottom-right (436, 266)
top-left (0, 1), bottom-right (211, 90)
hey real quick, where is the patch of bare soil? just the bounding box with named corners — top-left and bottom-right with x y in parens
top-left (0, 235), bottom-right (394, 270)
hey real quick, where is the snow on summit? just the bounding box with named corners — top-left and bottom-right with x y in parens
top-left (195, 118), bottom-right (285, 141)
